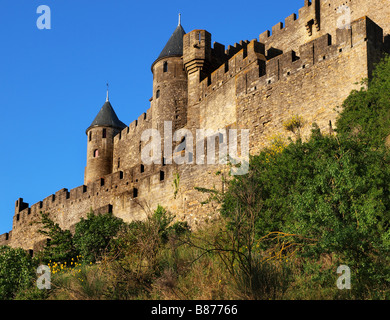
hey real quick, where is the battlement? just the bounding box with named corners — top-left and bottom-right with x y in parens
top-left (11, 155), bottom-right (169, 231)
top-left (0, 231), bottom-right (11, 246)
top-left (259, 0), bottom-right (320, 45)
top-left (258, 0), bottom-right (389, 55)
top-left (115, 107), bottom-right (152, 144)
top-left (196, 16), bottom-right (385, 102)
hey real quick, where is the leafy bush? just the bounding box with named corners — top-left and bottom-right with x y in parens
top-left (73, 211), bottom-right (125, 263)
top-left (37, 212), bottom-right (77, 264)
top-left (0, 246), bottom-right (37, 300)
top-left (336, 54), bottom-right (390, 147)
top-left (222, 126), bottom-right (390, 295)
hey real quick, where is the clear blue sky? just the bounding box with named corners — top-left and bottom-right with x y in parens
top-left (0, 0), bottom-right (301, 235)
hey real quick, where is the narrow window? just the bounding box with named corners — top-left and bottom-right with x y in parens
top-left (117, 157), bottom-right (121, 169)
top-left (156, 90), bottom-right (160, 99)
top-left (119, 171), bottom-right (124, 179)
top-left (160, 171), bottom-right (165, 181)
top-left (94, 149), bottom-right (99, 158)
top-left (102, 128), bottom-right (107, 138)
top-left (133, 188), bottom-right (138, 198)
top-left (140, 164), bottom-right (145, 173)
top-left (163, 61), bottom-right (168, 73)
top-left (89, 131), bottom-right (92, 141)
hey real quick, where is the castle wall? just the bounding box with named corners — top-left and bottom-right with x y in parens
top-left (259, 0), bottom-right (390, 56)
top-left (112, 108), bottom-right (152, 172)
top-left (2, 1), bottom-right (388, 252)
top-left (5, 159), bottom-right (224, 251)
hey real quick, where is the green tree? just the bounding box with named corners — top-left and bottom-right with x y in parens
top-left (37, 212), bottom-right (78, 264)
top-left (221, 127), bottom-right (390, 295)
top-left (0, 246), bottom-right (36, 300)
top-left (336, 54), bottom-right (390, 148)
top-left (73, 211), bottom-right (124, 263)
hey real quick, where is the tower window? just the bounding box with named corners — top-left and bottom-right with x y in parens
top-left (160, 171), bottom-right (165, 181)
top-left (156, 90), bottom-right (160, 99)
top-left (102, 128), bottom-right (107, 138)
top-left (163, 61), bottom-right (168, 73)
top-left (94, 149), bottom-right (99, 158)
top-left (140, 164), bottom-right (145, 173)
top-left (117, 158), bottom-right (121, 169)
top-left (133, 188), bottom-right (138, 198)
top-left (89, 131), bottom-right (92, 141)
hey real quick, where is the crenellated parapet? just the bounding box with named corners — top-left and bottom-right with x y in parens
top-left (194, 16), bottom-right (386, 103)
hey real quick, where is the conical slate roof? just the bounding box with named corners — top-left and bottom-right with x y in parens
top-left (156, 23), bottom-right (186, 62)
top-left (86, 100), bottom-right (126, 133)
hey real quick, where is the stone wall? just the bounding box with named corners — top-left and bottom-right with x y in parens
top-left (1, 0), bottom-right (388, 252)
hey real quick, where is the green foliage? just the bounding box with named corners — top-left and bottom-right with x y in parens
top-left (0, 246), bottom-right (37, 300)
top-left (37, 212), bottom-right (78, 264)
top-left (221, 127), bottom-right (390, 295)
top-left (73, 211), bottom-right (125, 263)
top-left (336, 54), bottom-right (390, 148)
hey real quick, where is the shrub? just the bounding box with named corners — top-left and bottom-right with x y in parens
top-left (0, 246), bottom-right (37, 300)
top-left (221, 128), bottom-right (390, 297)
top-left (37, 212), bottom-right (78, 264)
top-left (336, 54), bottom-right (390, 147)
top-left (73, 211), bottom-right (125, 263)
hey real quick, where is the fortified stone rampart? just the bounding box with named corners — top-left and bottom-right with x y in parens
top-left (1, 0), bottom-right (388, 253)
top-left (113, 108), bottom-right (152, 172)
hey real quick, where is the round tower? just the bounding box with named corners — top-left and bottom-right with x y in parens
top-left (84, 90), bottom-right (126, 185)
top-left (151, 15), bottom-right (188, 133)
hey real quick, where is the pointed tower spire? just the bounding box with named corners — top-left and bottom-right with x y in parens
top-left (153, 17), bottom-right (186, 64)
top-left (106, 83), bottom-right (109, 102)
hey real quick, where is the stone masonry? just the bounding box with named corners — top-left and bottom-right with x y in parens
top-left (1, 0), bottom-right (389, 252)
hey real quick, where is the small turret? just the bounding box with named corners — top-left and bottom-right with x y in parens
top-left (151, 15), bottom-right (188, 132)
top-left (84, 88), bottom-right (126, 185)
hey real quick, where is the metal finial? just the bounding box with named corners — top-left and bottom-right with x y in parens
top-left (178, 13), bottom-right (181, 26)
top-left (106, 83), bottom-right (109, 102)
